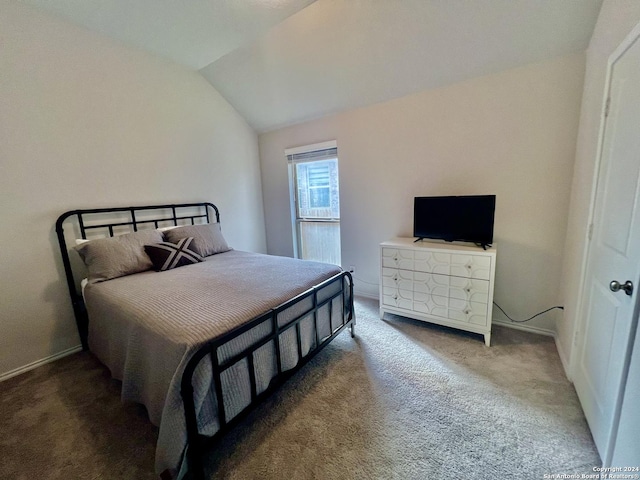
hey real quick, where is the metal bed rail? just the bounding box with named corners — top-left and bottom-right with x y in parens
top-left (181, 270), bottom-right (354, 480)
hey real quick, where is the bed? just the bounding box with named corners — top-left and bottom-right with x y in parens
top-left (55, 202), bottom-right (355, 479)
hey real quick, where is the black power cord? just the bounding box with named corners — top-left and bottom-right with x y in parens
top-left (493, 302), bottom-right (564, 323)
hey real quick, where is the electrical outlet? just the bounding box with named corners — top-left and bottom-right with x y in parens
top-left (348, 265), bottom-right (356, 274)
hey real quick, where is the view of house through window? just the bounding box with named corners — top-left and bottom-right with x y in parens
top-left (287, 143), bottom-right (341, 265)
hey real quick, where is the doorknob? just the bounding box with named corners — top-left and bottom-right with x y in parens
top-left (610, 280), bottom-right (634, 296)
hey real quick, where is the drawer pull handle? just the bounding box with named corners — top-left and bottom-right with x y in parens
top-left (464, 310), bottom-right (470, 315)
top-left (466, 288), bottom-right (471, 293)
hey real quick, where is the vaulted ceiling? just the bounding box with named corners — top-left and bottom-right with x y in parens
top-left (24, 0), bottom-right (603, 133)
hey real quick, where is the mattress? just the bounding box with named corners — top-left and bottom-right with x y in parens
top-left (83, 250), bottom-right (343, 476)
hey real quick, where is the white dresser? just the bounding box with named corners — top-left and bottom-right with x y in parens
top-left (379, 237), bottom-right (497, 346)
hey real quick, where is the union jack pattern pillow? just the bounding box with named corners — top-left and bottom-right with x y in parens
top-left (144, 237), bottom-right (204, 272)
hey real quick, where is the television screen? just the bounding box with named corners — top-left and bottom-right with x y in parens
top-left (413, 195), bottom-right (496, 246)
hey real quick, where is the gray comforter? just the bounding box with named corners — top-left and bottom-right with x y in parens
top-left (83, 250), bottom-right (342, 476)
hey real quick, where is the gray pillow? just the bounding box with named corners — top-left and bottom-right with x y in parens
top-left (163, 223), bottom-right (230, 257)
top-left (75, 229), bottom-right (163, 283)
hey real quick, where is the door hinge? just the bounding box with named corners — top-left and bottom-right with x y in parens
top-left (604, 97), bottom-right (611, 118)
top-left (588, 223), bottom-right (594, 241)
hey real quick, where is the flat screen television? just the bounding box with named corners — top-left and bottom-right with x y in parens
top-left (413, 195), bottom-right (496, 247)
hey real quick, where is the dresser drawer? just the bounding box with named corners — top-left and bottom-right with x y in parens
top-left (447, 298), bottom-right (489, 326)
top-left (413, 292), bottom-right (488, 326)
top-left (413, 272), bottom-right (489, 304)
top-left (414, 251), bottom-right (451, 275)
top-left (414, 251), bottom-right (491, 280)
top-left (381, 248), bottom-right (414, 270)
top-left (450, 254), bottom-right (491, 280)
top-left (412, 291), bottom-right (449, 319)
top-left (381, 267), bottom-right (414, 291)
top-left (381, 286), bottom-right (413, 310)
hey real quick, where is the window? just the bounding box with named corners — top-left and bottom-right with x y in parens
top-left (295, 159), bottom-right (339, 217)
top-left (286, 142), bottom-right (341, 265)
top-left (307, 164), bottom-right (330, 208)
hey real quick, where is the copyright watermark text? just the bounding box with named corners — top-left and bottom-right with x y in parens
top-left (543, 467), bottom-right (640, 480)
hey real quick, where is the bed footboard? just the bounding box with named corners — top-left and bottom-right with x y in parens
top-left (180, 270), bottom-right (354, 480)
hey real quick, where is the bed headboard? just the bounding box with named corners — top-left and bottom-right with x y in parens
top-left (55, 202), bottom-right (220, 350)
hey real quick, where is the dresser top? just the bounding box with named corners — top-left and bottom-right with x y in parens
top-left (381, 237), bottom-right (497, 255)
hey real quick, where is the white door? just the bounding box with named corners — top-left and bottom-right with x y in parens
top-left (573, 33), bottom-right (640, 465)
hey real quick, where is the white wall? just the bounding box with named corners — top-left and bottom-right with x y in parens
top-left (558, 0), bottom-right (640, 373)
top-left (0, 3), bottom-right (266, 378)
top-left (259, 53), bottom-right (585, 333)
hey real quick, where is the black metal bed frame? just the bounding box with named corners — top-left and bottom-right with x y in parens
top-left (55, 202), bottom-right (355, 480)
top-left (56, 202), bottom-right (220, 350)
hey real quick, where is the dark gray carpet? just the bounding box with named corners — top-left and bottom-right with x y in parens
top-left (0, 347), bottom-right (157, 479)
top-left (0, 297), bottom-right (600, 479)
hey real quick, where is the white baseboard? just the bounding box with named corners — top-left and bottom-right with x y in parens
top-left (0, 345), bottom-right (83, 383)
top-left (554, 334), bottom-right (573, 381)
top-left (354, 290), bottom-right (378, 300)
top-left (492, 319), bottom-right (555, 337)
top-left (350, 276), bottom-right (379, 301)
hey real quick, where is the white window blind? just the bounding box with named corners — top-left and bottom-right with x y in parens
top-left (286, 147), bottom-right (338, 163)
